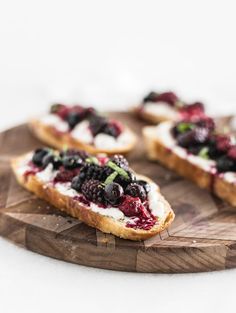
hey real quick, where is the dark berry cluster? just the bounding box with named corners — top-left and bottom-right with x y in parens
top-left (172, 118), bottom-right (236, 173)
top-left (143, 91), bottom-right (179, 106)
top-left (50, 104), bottom-right (123, 138)
top-left (31, 148), bottom-right (154, 228)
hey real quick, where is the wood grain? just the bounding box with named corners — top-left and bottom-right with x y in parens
top-left (0, 112), bottom-right (236, 273)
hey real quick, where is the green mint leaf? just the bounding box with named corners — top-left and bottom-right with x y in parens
top-left (86, 157), bottom-right (99, 165)
top-left (198, 147), bottom-right (209, 159)
top-left (177, 122), bottom-right (195, 133)
top-left (107, 161), bottom-right (129, 179)
top-left (104, 172), bottom-right (118, 185)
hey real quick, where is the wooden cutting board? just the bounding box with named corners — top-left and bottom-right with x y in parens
top-left (1, 112), bottom-right (236, 273)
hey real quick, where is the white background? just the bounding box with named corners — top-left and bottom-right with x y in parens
top-left (0, 0), bottom-right (236, 312)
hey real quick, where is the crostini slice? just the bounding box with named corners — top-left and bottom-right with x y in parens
top-left (29, 104), bottom-right (137, 155)
top-left (133, 91), bottom-right (206, 124)
top-left (143, 116), bottom-right (236, 207)
top-left (11, 148), bottom-right (174, 241)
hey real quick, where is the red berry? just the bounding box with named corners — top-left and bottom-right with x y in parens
top-left (180, 102), bottom-right (205, 121)
top-left (119, 195), bottom-right (150, 218)
top-left (228, 146), bottom-right (236, 161)
top-left (143, 91), bottom-right (179, 106)
top-left (216, 135), bottom-right (231, 153)
top-left (54, 168), bottom-right (79, 183)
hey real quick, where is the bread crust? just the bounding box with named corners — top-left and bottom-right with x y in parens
top-left (143, 126), bottom-right (236, 207)
top-left (11, 154), bottom-right (175, 241)
top-left (132, 106), bottom-right (177, 124)
top-left (29, 119), bottom-right (137, 155)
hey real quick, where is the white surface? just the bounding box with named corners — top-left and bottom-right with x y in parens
top-left (1, 0), bottom-right (236, 312)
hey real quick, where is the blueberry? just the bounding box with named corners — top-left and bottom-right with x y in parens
top-left (42, 154), bottom-right (62, 169)
top-left (136, 180), bottom-right (151, 194)
top-left (71, 175), bottom-right (85, 192)
top-left (62, 155), bottom-right (83, 170)
top-left (104, 183), bottom-right (124, 205)
top-left (126, 183), bottom-right (147, 201)
top-left (32, 148), bottom-right (50, 167)
top-left (177, 127), bottom-right (209, 148)
top-left (66, 112), bottom-right (82, 129)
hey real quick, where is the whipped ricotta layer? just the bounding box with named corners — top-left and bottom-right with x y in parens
top-left (40, 114), bottom-right (133, 150)
top-left (143, 102), bottom-right (179, 120)
top-left (148, 183), bottom-right (165, 218)
top-left (40, 114), bottom-right (69, 133)
top-left (222, 172), bottom-right (236, 184)
top-left (71, 120), bottom-right (93, 144)
top-left (36, 164), bottom-right (58, 183)
top-left (94, 130), bottom-right (133, 150)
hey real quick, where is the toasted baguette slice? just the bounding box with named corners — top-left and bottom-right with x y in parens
top-left (132, 106), bottom-right (179, 124)
top-left (143, 122), bottom-right (236, 207)
top-left (11, 153), bottom-right (175, 241)
top-left (29, 117), bottom-right (137, 155)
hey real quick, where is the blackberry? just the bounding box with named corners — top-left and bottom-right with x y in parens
top-left (216, 156), bottom-right (235, 173)
top-left (81, 180), bottom-right (105, 204)
top-left (102, 123), bottom-right (121, 138)
top-left (188, 144), bottom-right (205, 155)
top-left (79, 163), bottom-right (104, 181)
top-left (42, 154), bottom-right (62, 169)
top-left (104, 182), bottom-right (124, 205)
top-left (110, 155), bottom-right (129, 169)
top-left (89, 115), bottom-right (107, 136)
top-left (126, 183), bottom-right (147, 201)
top-left (62, 155), bottom-right (83, 170)
top-left (177, 127), bottom-right (209, 148)
top-left (32, 148), bottom-right (50, 167)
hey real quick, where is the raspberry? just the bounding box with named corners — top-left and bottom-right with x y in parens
top-left (177, 127), bottom-right (209, 148)
top-left (81, 180), bottom-right (105, 204)
top-left (104, 183), bottom-right (124, 205)
top-left (216, 135), bottom-right (231, 153)
top-left (56, 105), bottom-right (71, 120)
top-left (119, 196), bottom-right (145, 217)
top-left (54, 169), bottom-right (79, 183)
top-left (227, 146), bottom-right (236, 161)
top-left (110, 155), bottom-right (129, 169)
top-left (196, 117), bottom-right (215, 131)
top-left (143, 91), bottom-right (178, 106)
top-left (180, 102), bottom-right (205, 121)
top-left (125, 183), bottom-right (147, 201)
